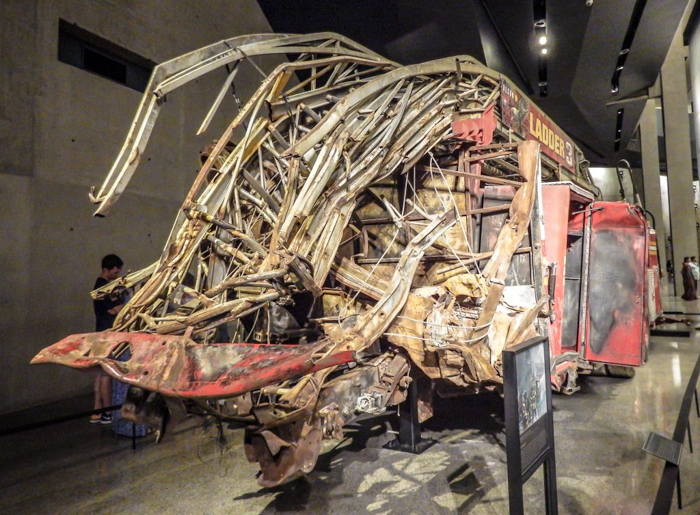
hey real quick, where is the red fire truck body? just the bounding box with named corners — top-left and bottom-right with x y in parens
top-left (541, 183), bottom-right (654, 392)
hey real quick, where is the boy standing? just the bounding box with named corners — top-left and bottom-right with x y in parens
top-left (91, 254), bottom-right (124, 424)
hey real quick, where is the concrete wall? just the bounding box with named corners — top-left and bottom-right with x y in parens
top-left (0, 0), bottom-right (278, 414)
top-left (662, 24), bottom-right (697, 294)
top-left (689, 15), bottom-right (700, 263)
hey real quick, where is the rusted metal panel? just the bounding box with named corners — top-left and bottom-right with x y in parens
top-left (32, 332), bottom-right (354, 398)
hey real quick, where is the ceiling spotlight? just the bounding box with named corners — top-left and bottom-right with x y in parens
top-left (535, 20), bottom-right (547, 28)
top-left (541, 48), bottom-right (548, 55)
top-left (539, 35), bottom-right (548, 45)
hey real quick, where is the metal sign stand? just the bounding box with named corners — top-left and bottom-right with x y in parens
top-left (503, 336), bottom-right (558, 515)
top-left (644, 432), bottom-right (684, 507)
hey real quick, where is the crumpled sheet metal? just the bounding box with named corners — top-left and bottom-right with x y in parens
top-left (443, 272), bottom-right (488, 301)
top-left (90, 33), bottom-right (392, 216)
top-left (103, 57), bottom-right (503, 343)
top-left (384, 141), bottom-right (544, 388)
top-left (32, 332), bottom-right (354, 399)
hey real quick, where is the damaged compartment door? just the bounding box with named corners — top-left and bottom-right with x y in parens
top-left (540, 182), bottom-right (594, 357)
top-left (478, 184), bottom-right (542, 317)
top-left (583, 202), bottom-right (648, 366)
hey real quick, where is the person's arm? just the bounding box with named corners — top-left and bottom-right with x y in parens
top-left (107, 304), bottom-right (124, 315)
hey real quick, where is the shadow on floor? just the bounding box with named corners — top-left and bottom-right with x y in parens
top-left (0, 393), bottom-right (93, 432)
top-left (235, 393), bottom-right (510, 514)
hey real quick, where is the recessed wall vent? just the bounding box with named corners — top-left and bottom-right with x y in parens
top-left (58, 19), bottom-right (156, 92)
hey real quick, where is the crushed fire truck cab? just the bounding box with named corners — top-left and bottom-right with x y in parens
top-left (31, 33), bottom-right (657, 486)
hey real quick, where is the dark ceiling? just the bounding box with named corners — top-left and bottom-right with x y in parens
top-left (258, 0), bottom-right (688, 166)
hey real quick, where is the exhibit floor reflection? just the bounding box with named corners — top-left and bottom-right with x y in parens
top-left (2, 312), bottom-right (700, 514)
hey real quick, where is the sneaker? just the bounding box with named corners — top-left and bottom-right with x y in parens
top-left (100, 413), bottom-right (112, 425)
top-left (90, 414), bottom-right (101, 424)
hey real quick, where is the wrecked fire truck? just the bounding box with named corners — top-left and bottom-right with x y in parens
top-left (32, 33), bottom-right (656, 486)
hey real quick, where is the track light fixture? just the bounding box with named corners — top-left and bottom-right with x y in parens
top-left (614, 108), bottom-right (624, 151)
top-left (610, 0), bottom-right (648, 95)
top-left (533, 0), bottom-right (547, 97)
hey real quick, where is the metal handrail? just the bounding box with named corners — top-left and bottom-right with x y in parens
top-left (651, 351), bottom-right (700, 513)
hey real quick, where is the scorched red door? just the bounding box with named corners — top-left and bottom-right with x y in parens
top-left (583, 202), bottom-right (648, 366)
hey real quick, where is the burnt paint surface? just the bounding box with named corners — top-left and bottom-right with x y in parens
top-left (32, 332), bottom-right (355, 399)
top-left (585, 202), bottom-right (647, 366)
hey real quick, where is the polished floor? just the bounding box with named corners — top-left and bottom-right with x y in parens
top-left (2, 298), bottom-right (700, 514)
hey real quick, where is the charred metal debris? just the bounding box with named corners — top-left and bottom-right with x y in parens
top-left (33, 33), bottom-right (596, 486)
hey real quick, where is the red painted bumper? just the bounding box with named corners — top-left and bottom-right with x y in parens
top-left (31, 332), bottom-right (354, 399)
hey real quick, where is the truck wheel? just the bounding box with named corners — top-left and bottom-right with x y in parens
top-left (605, 365), bottom-right (636, 378)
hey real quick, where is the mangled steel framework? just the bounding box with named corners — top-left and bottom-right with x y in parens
top-left (33, 33), bottom-right (597, 486)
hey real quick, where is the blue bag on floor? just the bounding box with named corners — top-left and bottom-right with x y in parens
top-left (111, 349), bottom-right (149, 438)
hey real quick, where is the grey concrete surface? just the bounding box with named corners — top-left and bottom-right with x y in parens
top-left (661, 16), bottom-right (699, 295)
top-left (0, 0), bottom-right (282, 414)
top-left (640, 99), bottom-right (667, 272)
top-left (2, 300), bottom-right (700, 514)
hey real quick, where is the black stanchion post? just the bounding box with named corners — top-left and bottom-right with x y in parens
top-left (544, 455), bottom-right (558, 515)
top-left (650, 349), bottom-right (700, 514)
top-left (687, 421), bottom-right (693, 453)
top-left (695, 388), bottom-right (700, 418)
top-left (383, 378), bottom-right (436, 454)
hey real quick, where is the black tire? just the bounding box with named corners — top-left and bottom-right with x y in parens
top-left (605, 365), bottom-right (636, 379)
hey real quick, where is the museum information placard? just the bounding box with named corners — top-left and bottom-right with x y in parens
top-left (503, 336), bottom-right (558, 515)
